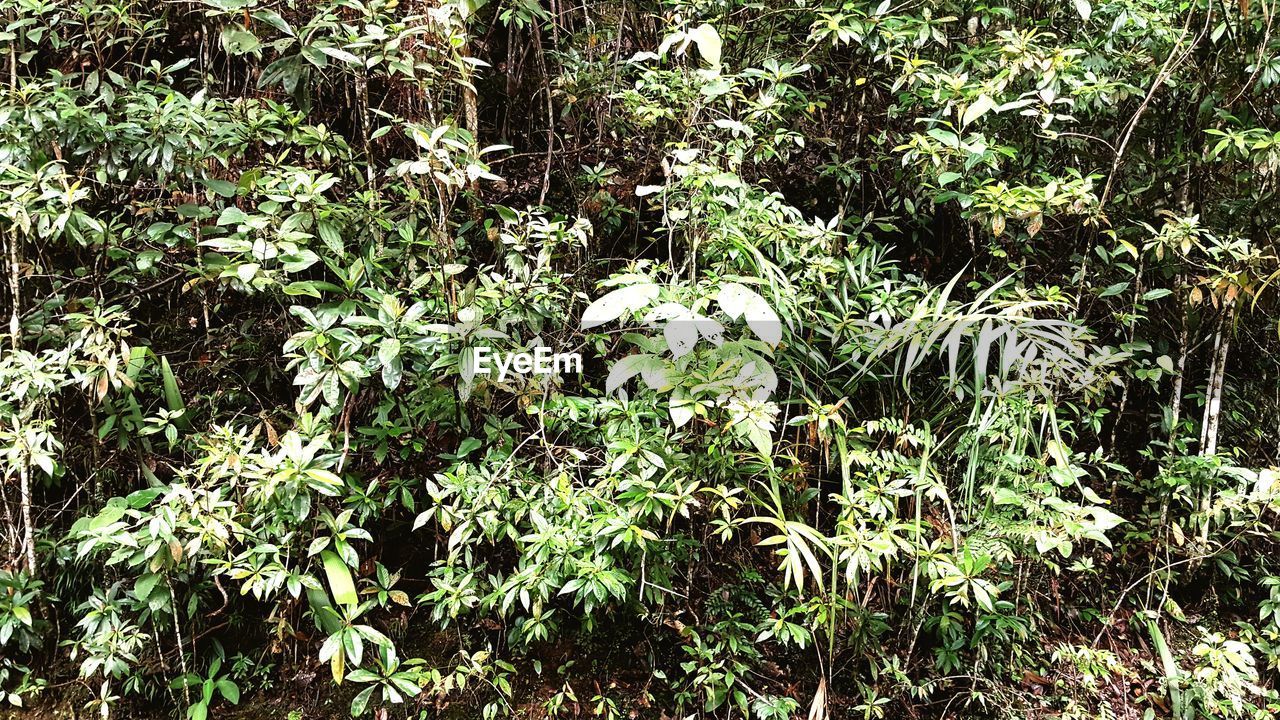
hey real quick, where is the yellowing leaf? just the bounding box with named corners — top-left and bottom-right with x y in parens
top-left (1026, 212), bottom-right (1043, 238)
top-left (331, 645), bottom-right (345, 684)
top-left (992, 214), bottom-right (1006, 237)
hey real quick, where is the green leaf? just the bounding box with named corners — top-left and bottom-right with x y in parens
top-left (351, 686), bottom-right (375, 717)
top-left (307, 536), bottom-right (331, 556)
top-left (1098, 282), bottom-right (1130, 298)
top-left (126, 487), bottom-right (163, 508)
top-left (134, 573), bottom-right (162, 601)
top-left (306, 586), bottom-right (342, 634)
top-left (306, 468), bottom-right (344, 493)
top-left (220, 27), bottom-right (260, 55)
top-left (201, 178), bottom-right (237, 198)
top-left (283, 281), bottom-right (322, 298)
top-left (378, 338), bottom-right (401, 367)
top-left (160, 357), bottom-right (187, 416)
top-left (216, 206), bottom-right (250, 226)
top-left (253, 9), bottom-right (294, 36)
top-left (317, 45), bottom-right (361, 65)
top-left (1149, 621), bottom-right (1188, 720)
top-left (136, 249), bottom-right (163, 271)
top-left (317, 220), bottom-right (344, 254)
top-left (216, 680), bottom-right (240, 705)
top-left (321, 550), bottom-right (359, 607)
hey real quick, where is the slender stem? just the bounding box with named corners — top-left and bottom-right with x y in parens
top-left (6, 228), bottom-right (34, 576)
top-left (1169, 296), bottom-right (1189, 444)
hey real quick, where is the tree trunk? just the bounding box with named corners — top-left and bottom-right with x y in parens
top-left (18, 454), bottom-right (34, 574)
top-left (1201, 303), bottom-right (1234, 457)
top-left (1197, 300), bottom-right (1234, 551)
top-left (1199, 310), bottom-right (1224, 451)
top-left (1168, 303), bottom-right (1189, 444)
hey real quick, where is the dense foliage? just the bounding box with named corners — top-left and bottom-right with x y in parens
top-left (3, 0), bottom-right (1280, 717)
